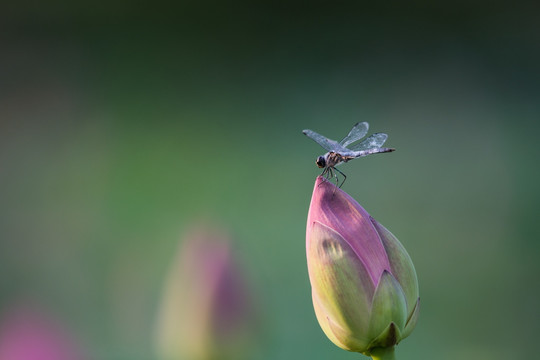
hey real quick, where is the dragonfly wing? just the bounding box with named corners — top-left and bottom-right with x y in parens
top-left (339, 122), bottom-right (369, 148)
top-left (303, 129), bottom-right (349, 152)
top-left (351, 147), bottom-right (394, 158)
top-left (348, 133), bottom-right (388, 151)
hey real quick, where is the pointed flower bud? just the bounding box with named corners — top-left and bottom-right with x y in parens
top-left (0, 305), bottom-right (86, 360)
top-left (155, 225), bottom-right (258, 360)
top-left (306, 177), bottom-right (419, 358)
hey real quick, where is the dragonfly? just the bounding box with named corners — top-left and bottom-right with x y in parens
top-left (303, 122), bottom-right (394, 187)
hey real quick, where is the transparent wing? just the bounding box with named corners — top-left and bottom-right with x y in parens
top-left (302, 129), bottom-right (349, 152)
top-left (349, 147), bottom-right (394, 158)
top-left (348, 133), bottom-right (388, 151)
top-left (339, 122), bottom-right (369, 148)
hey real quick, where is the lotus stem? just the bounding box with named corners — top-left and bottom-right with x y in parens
top-left (369, 346), bottom-right (396, 360)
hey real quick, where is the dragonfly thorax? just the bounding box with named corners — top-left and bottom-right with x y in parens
top-left (317, 152), bottom-right (347, 169)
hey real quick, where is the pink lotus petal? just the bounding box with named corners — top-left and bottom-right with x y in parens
top-left (0, 305), bottom-right (84, 360)
top-left (307, 176), bottom-right (391, 285)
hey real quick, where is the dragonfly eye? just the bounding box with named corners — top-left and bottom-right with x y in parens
top-left (316, 156), bottom-right (326, 168)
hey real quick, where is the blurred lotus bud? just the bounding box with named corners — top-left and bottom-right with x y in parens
top-left (0, 305), bottom-right (85, 360)
top-left (155, 226), bottom-right (257, 360)
top-left (306, 177), bottom-right (419, 358)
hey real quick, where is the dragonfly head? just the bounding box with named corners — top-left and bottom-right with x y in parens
top-left (316, 155), bottom-right (326, 168)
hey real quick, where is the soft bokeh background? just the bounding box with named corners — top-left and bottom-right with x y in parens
top-left (1, 1), bottom-right (539, 359)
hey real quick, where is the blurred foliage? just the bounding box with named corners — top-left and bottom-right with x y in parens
top-left (1, 1), bottom-right (539, 359)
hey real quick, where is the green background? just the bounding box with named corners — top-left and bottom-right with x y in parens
top-left (1, 2), bottom-right (539, 359)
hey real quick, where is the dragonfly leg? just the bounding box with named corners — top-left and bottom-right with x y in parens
top-left (334, 167), bottom-right (347, 188)
top-left (328, 167), bottom-right (340, 188)
top-left (318, 168), bottom-right (328, 187)
top-left (325, 167), bottom-right (340, 195)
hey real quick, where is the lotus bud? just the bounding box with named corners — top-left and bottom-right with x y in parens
top-left (0, 305), bottom-right (85, 360)
top-left (155, 225), bottom-right (257, 360)
top-left (306, 177), bottom-right (419, 359)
